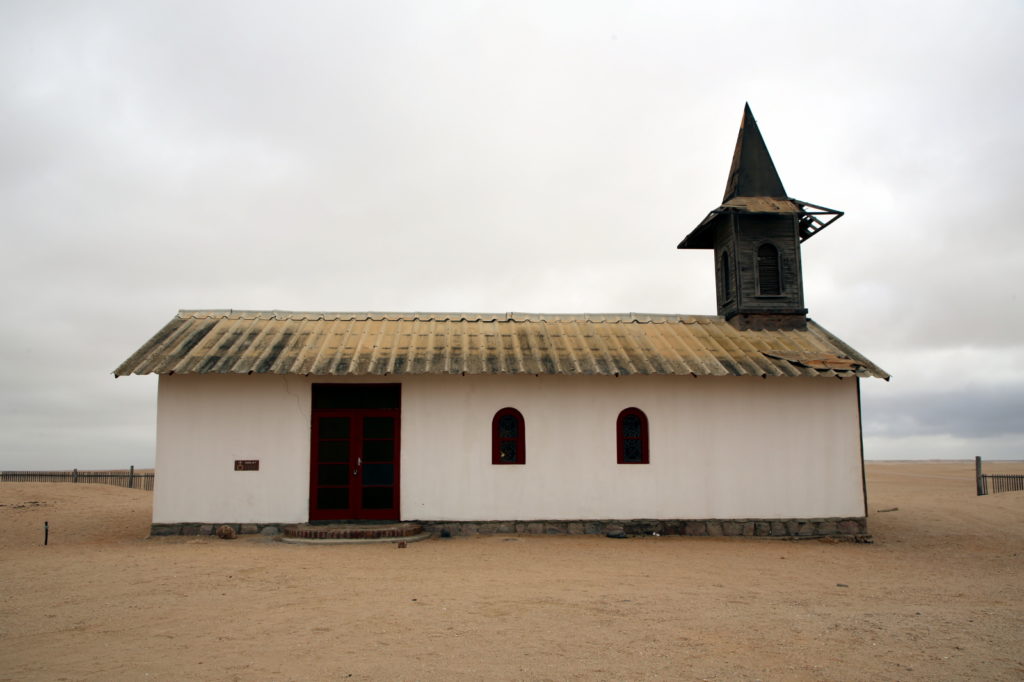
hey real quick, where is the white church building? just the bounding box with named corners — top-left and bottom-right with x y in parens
top-left (116, 106), bottom-right (887, 538)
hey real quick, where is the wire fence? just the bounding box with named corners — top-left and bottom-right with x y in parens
top-left (975, 456), bottom-right (1024, 496)
top-left (0, 467), bottom-right (154, 491)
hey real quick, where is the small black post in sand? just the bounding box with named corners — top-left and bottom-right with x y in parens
top-left (128, 465), bottom-right (135, 489)
top-left (44, 521), bottom-right (49, 546)
top-left (976, 456), bottom-right (985, 496)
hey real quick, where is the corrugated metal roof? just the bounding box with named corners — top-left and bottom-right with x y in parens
top-left (114, 311), bottom-right (888, 380)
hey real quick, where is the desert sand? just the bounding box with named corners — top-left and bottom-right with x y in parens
top-left (1, 460), bottom-right (1022, 681)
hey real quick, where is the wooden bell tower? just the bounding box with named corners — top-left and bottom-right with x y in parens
top-left (678, 104), bottom-right (843, 331)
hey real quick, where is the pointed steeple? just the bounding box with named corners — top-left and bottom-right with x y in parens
top-left (677, 104), bottom-right (845, 331)
top-left (722, 104), bottom-right (787, 201)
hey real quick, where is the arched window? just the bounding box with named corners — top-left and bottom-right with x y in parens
top-left (617, 408), bottom-right (649, 464)
top-left (721, 250), bottom-right (733, 300)
top-left (757, 243), bottom-right (782, 295)
top-left (492, 408), bottom-right (525, 465)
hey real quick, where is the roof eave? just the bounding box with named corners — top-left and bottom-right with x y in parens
top-left (677, 211), bottom-right (723, 249)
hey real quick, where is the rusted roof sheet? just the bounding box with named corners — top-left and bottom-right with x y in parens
top-left (762, 351), bottom-right (864, 371)
top-left (113, 311), bottom-right (889, 380)
top-left (720, 196), bottom-right (802, 213)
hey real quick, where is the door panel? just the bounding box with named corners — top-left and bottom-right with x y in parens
top-left (310, 409), bottom-right (399, 521)
top-left (360, 487), bottom-right (393, 510)
top-left (361, 440), bottom-right (394, 461)
top-left (362, 462), bottom-right (394, 486)
top-left (318, 416), bottom-right (351, 438)
top-left (317, 441), bottom-right (350, 462)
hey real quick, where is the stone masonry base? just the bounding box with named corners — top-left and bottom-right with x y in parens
top-left (150, 517), bottom-right (868, 539)
top-left (150, 523), bottom-right (283, 537)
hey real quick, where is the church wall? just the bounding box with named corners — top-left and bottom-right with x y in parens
top-left (153, 374), bottom-right (314, 524)
top-left (402, 374), bottom-right (863, 521)
top-left (152, 373), bottom-right (865, 525)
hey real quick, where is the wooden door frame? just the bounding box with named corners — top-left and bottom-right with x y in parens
top-left (309, 407), bottom-right (401, 521)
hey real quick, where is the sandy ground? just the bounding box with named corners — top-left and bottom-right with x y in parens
top-left (1, 461), bottom-right (1022, 681)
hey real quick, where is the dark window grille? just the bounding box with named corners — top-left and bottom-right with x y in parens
top-left (616, 408), bottom-right (649, 464)
top-left (492, 408), bottom-right (525, 465)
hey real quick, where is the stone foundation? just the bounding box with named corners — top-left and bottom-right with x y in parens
top-left (151, 517), bottom-right (868, 539)
top-left (149, 523), bottom-right (282, 537)
top-left (418, 517), bottom-right (868, 538)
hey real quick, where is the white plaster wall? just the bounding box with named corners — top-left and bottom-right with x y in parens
top-left (153, 373), bottom-right (865, 523)
top-left (153, 374), bottom-right (313, 523)
top-left (401, 374), bottom-right (865, 520)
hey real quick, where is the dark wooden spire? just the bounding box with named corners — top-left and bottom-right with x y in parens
top-left (677, 104), bottom-right (844, 331)
top-left (722, 103), bottom-right (787, 201)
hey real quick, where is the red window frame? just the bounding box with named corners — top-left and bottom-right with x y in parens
top-left (617, 407), bottom-right (649, 464)
top-left (492, 407), bottom-right (525, 465)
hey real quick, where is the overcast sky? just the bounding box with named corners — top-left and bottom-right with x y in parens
top-left (2, 1), bottom-right (1022, 470)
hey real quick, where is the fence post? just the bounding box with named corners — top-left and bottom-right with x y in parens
top-left (975, 456), bottom-right (984, 496)
top-left (72, 468), bottom-right (78, 484)
top-left (128, 465), bottom-right (135, 489)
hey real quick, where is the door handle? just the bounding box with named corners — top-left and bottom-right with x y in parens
top-left (353, 457), bottom-right (362, 476)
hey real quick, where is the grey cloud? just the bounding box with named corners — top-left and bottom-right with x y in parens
top-left (864, 386), bottom-right (1024, 440)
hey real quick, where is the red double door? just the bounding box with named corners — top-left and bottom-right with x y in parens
top-left (309, 408), bottom-right (400, 521)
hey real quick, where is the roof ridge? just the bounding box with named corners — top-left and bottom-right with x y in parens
top-left (175, 309), bottom-right (720, 323)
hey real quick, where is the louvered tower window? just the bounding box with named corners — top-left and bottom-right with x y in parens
top-left (757, 243), bottom-right (782, 295)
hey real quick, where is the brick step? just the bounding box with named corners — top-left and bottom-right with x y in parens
top-left (282, 522), bottom-right (424, 541)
